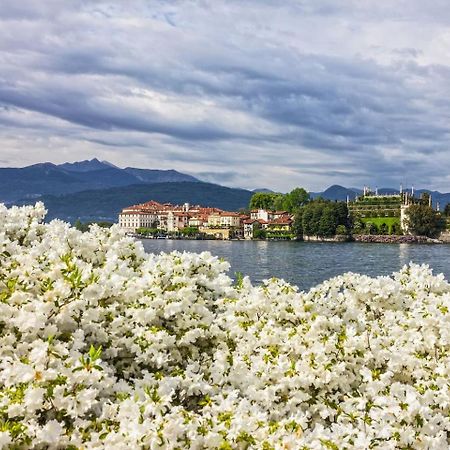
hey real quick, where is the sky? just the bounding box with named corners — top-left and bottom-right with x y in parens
top-left (1, 1), bottom-right (450, 192)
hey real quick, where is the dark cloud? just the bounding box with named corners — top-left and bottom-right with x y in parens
top-left (1, 0), bottom-right (450, 191)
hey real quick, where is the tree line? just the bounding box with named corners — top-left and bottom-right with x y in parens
top-left (249, 189), bottom-right (447, 238)
top-left (250, 189), bottom-right (350, 238)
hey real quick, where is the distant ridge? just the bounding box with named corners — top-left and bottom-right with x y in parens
top-left (123, 167), bottom-right (198, 183)
top-left (310, 185), bottom-right (359, 201)
top-left (0, 159), bottom-right (199, 202)
top-left (5, 159), bottom-right (450, 221)
top-left (252, 188), bottom-right (275, 193)
top-left (58, 158), bottom-right (117, 172)
top-left (17, 182), bottom-right (254, 223)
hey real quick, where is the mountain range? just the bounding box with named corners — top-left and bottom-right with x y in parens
top-left (18, 182), bottom-right (254, 223)
top-left (3, 159), bottom-right (450, 222)
top-left (0, 158), bottom-right (199, 202)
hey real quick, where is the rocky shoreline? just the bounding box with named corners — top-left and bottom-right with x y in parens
top-left (302, 234), bottom-right (445, 244)
top-left (352, 234), bottom-right (442, 244)
top-left (137, 233), bottom-right (449, 244)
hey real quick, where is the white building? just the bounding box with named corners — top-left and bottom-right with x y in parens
top-left (250, 209), bottom-right (290, 222)
top-left (118, 202), bottom-right (160, 232)
top-left (119, 200), bottom-right (228, 233)
top-left (243, 219), bottom-right (268, 239)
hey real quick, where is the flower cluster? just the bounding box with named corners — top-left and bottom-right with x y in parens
top-left (1, 203), bottom-right (450, 449)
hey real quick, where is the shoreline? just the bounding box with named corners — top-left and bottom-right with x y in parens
top-left (351, 234), bottom-right (443, 244)
top-left (135, 234), bottom-right (447, 244)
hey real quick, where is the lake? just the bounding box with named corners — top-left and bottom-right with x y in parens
top-left (141, 239), bottom-right (450, 290)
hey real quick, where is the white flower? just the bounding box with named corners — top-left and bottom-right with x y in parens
top-left (1, 203), bottom-right (450, 448)
top-left (24, 387), bottom-right (45, 412)
top-left (0, 431), bottom-right (12, 449)
top-left (36, 420), bottom-right (64, 446)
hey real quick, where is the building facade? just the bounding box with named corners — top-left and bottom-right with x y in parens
top-left (119, 201), bottom-right (293, 239)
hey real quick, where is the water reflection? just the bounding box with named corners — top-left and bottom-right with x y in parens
top-left (141, 240), bottom-right (450, 290)
top-left (398, 243), bottom-right (410, 269)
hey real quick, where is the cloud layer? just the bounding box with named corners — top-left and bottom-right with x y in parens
top-left (1, 0), bottom-right (450, 191)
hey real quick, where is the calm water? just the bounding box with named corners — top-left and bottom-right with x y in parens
top-left (141, 239), bottom-right (450, 290)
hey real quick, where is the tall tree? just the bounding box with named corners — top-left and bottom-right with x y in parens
top-left (302, 206), bottom-right (315, 236)
top-left (405, 204), bottom-right (444, 237)
top-left (249, 188), bottom-right (309, 213)
top-left (318, 206), bottom-right (338, 237)
top-left (444, 203), bottom-right (450, 217)
top-left (249, 193), bottom-right (280, 210)
top-left (282, 188), bottom-right (310, 212)
top-left (292, 209), bottom-right (303, 237)
top-left (335, 202), bottom-right (349, 227)
top-left (420, 192), bottom-right (431, 206)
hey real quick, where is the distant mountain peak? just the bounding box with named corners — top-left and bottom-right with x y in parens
top-left (101, 160), bottom-right (119, 169)
top-left (310, 185), bottom-right (359, 201)
top-left (58, 158), bottom-right (113, 173)
top-left (0, 159), bottom-right (201, 203)
top-left (29, 162), bottom-right (57, 169)
top-left (252, 188), bottom-right (274, 193)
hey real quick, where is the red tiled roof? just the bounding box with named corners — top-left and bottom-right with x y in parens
top-left (269, 217), bottom-right (292, 225)
top-left (121, 200), bottom-right (227, 216)
top-left (219, 211), bottom-right (240, 217)
top-left (120, 211), bottom-right (149, 216)
top-left (244, 219), bottom-right (268, 224)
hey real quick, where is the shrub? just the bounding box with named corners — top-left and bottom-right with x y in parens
top-left (335, 224), bottom-right (348, 235)
top-left (366, 222), bottom-right (379, 235)
top-left (379, 222), bottom-right (389, 235)
top-left (1, 204), bottom-right (450, 449)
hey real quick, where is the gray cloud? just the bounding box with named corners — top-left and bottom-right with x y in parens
top-left (1, 0), bottom-right (450, 191)
top-left (192, 171), bottom-right (242, 185)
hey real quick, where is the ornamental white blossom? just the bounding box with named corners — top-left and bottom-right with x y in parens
top-left (0, 202), bottom-right (450, 449)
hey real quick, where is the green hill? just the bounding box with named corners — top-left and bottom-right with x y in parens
top-left (0, 159), bottom-right (199, 203)
top-left (16, 182), bottom-right (253, 223)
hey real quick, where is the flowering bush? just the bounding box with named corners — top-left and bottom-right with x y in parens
top-left (1, 203), bottom-right (450, 449)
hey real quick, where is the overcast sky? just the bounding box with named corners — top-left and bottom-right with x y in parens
top-left (1, 1), bottom-right (450, 191)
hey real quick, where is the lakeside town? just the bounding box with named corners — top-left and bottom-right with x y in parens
top-left (119, 200), bottom-right (294, 240)
top-left (118, 186), bottom-right (450, 242)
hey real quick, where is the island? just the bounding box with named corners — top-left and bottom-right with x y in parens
top-left (117, 186), bottom-right (449, 242)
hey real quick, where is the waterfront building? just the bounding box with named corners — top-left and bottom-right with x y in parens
top-left (348, 186), bottom-right (432, 235)
top-left (243, 219), bottom-right (267, 239)
top-left (188, 215), bottom-right (209, 228)
top-left (266, 216), bottom-right (293, 234)
top-left (250, 209), bottom-right (290, 222)
top-left (199, 227), bottom-right (231, 240)
top-left (119, 200), bottom-right (223, 233)
top-left (119, 200), bottom-right (294, 239)
top-left (208, 211), bottom-right (242, 228)
top-left (250, 209), bottom-right (269, 221)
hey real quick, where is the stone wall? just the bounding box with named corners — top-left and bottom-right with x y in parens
top-left (439, 231), bottom-right (450, 243)
top-left (302, 235), bottom-right (350, 242)
top-left (353, 235), bottom-right (441, 244)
